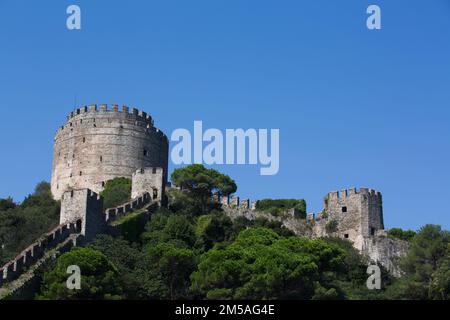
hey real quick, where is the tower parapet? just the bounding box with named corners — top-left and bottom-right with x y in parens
top-left (51, 104), bottom-right (168, 200)
top-left (313, 187), bottom-right (384, 250)
top-left (131, 167), bottom-right (166, 202)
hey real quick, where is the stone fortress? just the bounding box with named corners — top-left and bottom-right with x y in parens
top-left (51, 104), bottom-right (168, 200)
top-left (0, 105), bottom-right (408, 297)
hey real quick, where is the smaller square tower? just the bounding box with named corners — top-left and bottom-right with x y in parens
top-left (131, 167), bottom-right (165, 202)
top-left (319, 188), bottom-right (384, 250)
top-left (60, 189), bottom-right (105, 241)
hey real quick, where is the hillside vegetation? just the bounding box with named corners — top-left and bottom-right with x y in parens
top-left (1, 165), bottom-right (449, 300)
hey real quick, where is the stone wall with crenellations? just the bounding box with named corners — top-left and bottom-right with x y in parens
top-left (51, 104), bottom-right (168, 200)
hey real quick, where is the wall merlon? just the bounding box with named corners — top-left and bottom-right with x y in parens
top-left (359, 188), bottom-right (369, 194)
top-left (221, 195), bottom-right (230, 206)
top-left (241, 199), bottom-right (250, 210)
top-left (329, 191), bottom-right (339, 200)
top-left (231, 196), bottom-right (240, 207)
top-left (139, 111), bottom-right (147, 118)
top-left (13, 257), bottom-right (24, 273)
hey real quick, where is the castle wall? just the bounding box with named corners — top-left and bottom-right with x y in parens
top-left (131, 167), bottom-right (165, 201)
top-left (362, 231), bottom-right (409, 277)
top-left (0, 222), bottom-right (81, 288)
top-left (60, 189), bottom-right (104, 241)
top-left (51, 104), bottom-right (168, 200)
top-left (312, 188), bottom-right (384, 250)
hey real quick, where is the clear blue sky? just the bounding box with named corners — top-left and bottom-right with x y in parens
top-left (0, 0), bottom-right (449, 230)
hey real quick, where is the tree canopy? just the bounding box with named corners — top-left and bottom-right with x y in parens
top-left (0, 182), bottom-right (59, 265)
top-left (37, 247), bottom-right (122, 300)
top-left (100, 177), bottom-right (132, 209)
top-left (171, 164), bottom-right (237, 214)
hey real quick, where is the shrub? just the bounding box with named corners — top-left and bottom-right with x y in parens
top-left (325, 220), bottom-right (339, 234)
top-left (255, 199), bottom-right (306, 218)
top-left (101, 177), bottom-right (132, 209)
top-left (387, 228), bottom-right (416, 242)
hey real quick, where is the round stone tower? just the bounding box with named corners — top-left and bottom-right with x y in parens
top-left (51, 104), bottom-right (168, 200)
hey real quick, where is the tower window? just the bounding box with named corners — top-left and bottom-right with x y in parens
top-left (82, 137), bottom-right (86, 143)
top-left (143, 149), bottom-right (148, 156)
top-left (370, 227), bottom-right (375, 236)
top-left (101, 181), bottom-right (105, 187)
top-left (342, 206), bottom-right (347, 213)
top-left (100, 156), bottom-right (103, 162)
top-left (344, 234), bottom-right (349, 239)
top-left (152, 168), bottom-right (157, 174)
top-left (79, 171), bottom-right (82, 176)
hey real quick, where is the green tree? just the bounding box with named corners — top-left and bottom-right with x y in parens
top-left (123, 240), bottom-right (196, 300)
top-left (0, 182), bottom-right (60, 265)
top-left (191, 228), bottom-right (346, 300)
top-left (142, 213), bottom-right (196, 248)
top-left (256, 199), bottom-right (307, 218)
top-left (171, 164), bottom-right (237, 214)
top-left (0, 197), bottom-right (16, 211)
top-left (161, 215), bottom-right (197, 247)
top-left (429, 244), bottom-right (450, 299)
top-left (37, 247), bottom-right (122, 300)
top-left (388, 228), bottom-right (416, 242)
top-left (100, 177), bottom-right (132, 209)
top-left (195, 212), bottom-right (233, 251)
top-left (385, 224), bottom-right (450, 300)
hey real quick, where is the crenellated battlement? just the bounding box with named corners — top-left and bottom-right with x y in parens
top-left (65, 104), bottom-right (154, 124)
top-left (105, 192), bottom-right (151, 223)
top-left (213, 193), bottom-right (257, 211)
top-left (52, 105), bottom-right (169, 200)
top-left (0, 220), bottom-right (81, 287)
top-left (327, 187), bottom-right (381, 200)
top-left (55, 104), bottom-right (170, 141)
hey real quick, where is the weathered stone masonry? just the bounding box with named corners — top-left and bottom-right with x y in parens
top-left (218, 188), bottom-right (408, 275)
top-left (51, 104), bottom-right (169, 200)
top-left (2, 104), bottom-right (169, 295)
top-left (1, 105), bottom-right (409, 296)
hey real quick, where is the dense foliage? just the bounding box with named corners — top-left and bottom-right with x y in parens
top-left (387, 228), bottom-right (416, 242)
top-left (37, 247), bottom-right (122, 300)
top-left (171, 164), bottom-right (237, 214)
top-left (0, 182), bottom-right (60, 265)
top-left (100, 177), bottom-right (132, 209)
top-left (384, 225), bottom-right (450, 299)
top-left (256, 199), bottom-right (306, 218)
top-left (2, 166), bottom-right (449, 300)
